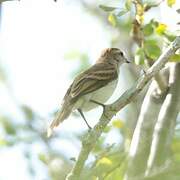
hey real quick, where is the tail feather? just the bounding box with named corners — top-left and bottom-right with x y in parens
top-left (47, 104), bottom-right (73, 137)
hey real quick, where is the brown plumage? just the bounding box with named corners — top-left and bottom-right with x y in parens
top-left (48, 48), bottom-right (129, 136)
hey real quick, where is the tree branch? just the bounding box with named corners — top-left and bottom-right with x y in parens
top-left (145, 63), bottom-right (180, 176)
top-left (66, 37), bottom-right (180, 180)
top-left (124, 65), bottom-right (169, 180)
top-left (124, 80), bottom-right (165, 180)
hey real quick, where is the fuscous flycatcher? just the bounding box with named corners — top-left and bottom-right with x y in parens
top-left (48, 48), bottom-right (130, 136)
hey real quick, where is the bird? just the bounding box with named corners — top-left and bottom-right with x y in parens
top-left (48, 48), bottom-right (130, 137)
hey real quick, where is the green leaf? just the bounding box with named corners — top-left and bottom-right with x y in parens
top-left (150, 19), bottom-right (159, 27)
top-left (169, 54), bottom-right (180, 62)
top-left (97, 157), bottom-right (112, 166)
top-left (144, 40), bottom-right (161, 59)
top-left (163, 31), bottom-right (176, 42)
top-left (99, 5), bottom-right (116, 12)
top-left (112, 120), bottom-right (124, 129)
top-left (125, 0), bottom-right (132, 10)
top-left (38, 153), bottom-right (49, 164)
top-left (116, 9), bottom-right (128, 17)
top-left (143, 23), bottom-right (154, 36)
top-left (155, 23), bottom-right (167, 35)
top-left (135, 48), bottom-right (145, 65)
top-left (21, 105), bottom-right (34, 121)
top-left (108, 13), bottom-right (117, 27)
top-left (144, 1), bottom-right (162, 11)
top-left (1, 117), bottom-right (16, 135)
top-left (167, 0), bottom-right (176, 7)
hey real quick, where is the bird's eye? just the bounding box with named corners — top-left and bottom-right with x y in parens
top-left (120, 52), bottom-right (124, 56)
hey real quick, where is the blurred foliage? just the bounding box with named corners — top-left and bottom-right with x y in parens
top-left (0, 0), bottom-right (179, 180)
top-left (64, 50), bottom-right (91, 77)
top-left (99, 0), bottom-right (178, 68)
top-left (167, 0), bottom-right (176, 7)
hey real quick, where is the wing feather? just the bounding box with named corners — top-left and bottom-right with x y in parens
top-left (70, 63), bottom-right (118, 99)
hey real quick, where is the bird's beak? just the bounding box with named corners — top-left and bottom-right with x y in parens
top-left (124, 57), bottom-right (131, 63)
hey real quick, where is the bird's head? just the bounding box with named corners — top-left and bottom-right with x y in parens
top-left (97, 48), bottom-right (130, 66)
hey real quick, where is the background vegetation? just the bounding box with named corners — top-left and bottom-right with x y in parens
top-left (0, 0), bottom-right (179, 180)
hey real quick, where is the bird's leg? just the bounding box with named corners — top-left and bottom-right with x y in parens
top-left (91, 100), bottom-right (118, 117)
top-left (90, 99), bottom-right (106, 112)
top-left (77, 109), bottom-right (92, 130)
top-left (90, 100), bottom-right (112, 119)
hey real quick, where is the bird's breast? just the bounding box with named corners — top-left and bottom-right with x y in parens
top-left (76, 79), bottom-right (118, 111)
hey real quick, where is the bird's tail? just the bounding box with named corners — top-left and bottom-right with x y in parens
top-left (47, 103), bottom-right (73, 137)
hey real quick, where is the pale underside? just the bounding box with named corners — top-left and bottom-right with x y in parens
top-left (73, 79), bottom-right (118, 111)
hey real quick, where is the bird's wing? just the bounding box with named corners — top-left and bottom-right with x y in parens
top-left (47, 63), bottom-right (118, 137)
top-left (70, 63), bottom-right (118, 100)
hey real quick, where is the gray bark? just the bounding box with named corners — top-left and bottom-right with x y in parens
top-left (146, 63), bottom-right (180, 176)
top-left (124, 80), bottom-right (166, 180)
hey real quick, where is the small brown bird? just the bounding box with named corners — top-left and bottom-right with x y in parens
top-left (48, 48), bottom-right (130, 136)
